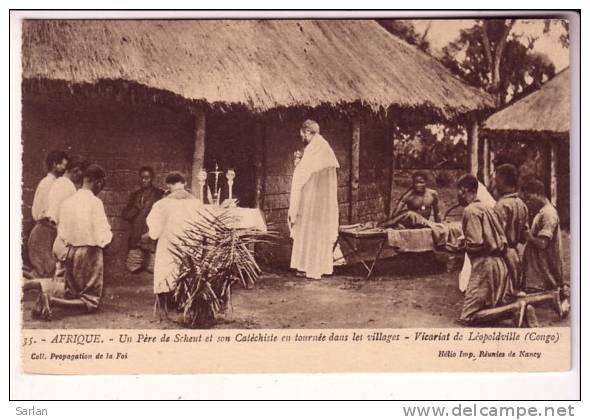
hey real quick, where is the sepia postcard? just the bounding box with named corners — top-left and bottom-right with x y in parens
top-left (13, 11), bottom-right (577, 375)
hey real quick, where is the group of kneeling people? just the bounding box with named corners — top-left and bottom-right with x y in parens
top-left (453, 165), bottom-right (568, 326)
top-left (358, 164), bottom-right (567, 327)
top-left (24, 151), bottom-right (112, 317)
top-left (24, 150), bottom-right (568, 327)
top-left (24, 150), bottom-right (201, 320)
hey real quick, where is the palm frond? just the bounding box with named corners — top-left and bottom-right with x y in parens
top-left (171, 210), bottom-right (275, 328)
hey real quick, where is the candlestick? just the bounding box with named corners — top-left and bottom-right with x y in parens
top-left (226, 169), bottom-right (236, 200)
top-left (209, 163), bottom-right (223, 206)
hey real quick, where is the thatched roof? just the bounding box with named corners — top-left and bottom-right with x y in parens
top-left (484, 68), bottom-right (570, 134)
top-left (22, 19), bottom-right (494, 119)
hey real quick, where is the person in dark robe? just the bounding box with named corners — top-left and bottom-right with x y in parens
top-left (381, 171), bottom-right (441, 229)
top-left (521, 179), bottom-right (568, 305)
top-left (122, 166), bottom-right (164, 273)
top-left (26, 150), bottom-right (69, 277)
top-left (455, 174), bottom-right (515, 325)
top-left (493, 163), bottom-right (529, 291)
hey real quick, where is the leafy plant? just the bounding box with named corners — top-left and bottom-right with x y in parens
top-left (440, 19), bottom-right (559, 107)
top-left (170, 209), bottom-right (275, 328)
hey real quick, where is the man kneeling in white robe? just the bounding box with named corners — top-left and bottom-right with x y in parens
top-left (146, 172), bottom-right (202, 316)
top-left (288, 120), bottom-right (340, 280)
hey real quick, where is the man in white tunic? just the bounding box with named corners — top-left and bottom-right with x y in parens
top-left (50, 164), bottom-right (112, 313)
top-left (146, 172), bottom-right (202, 306)
top-left (31, 151), bottom-right (69, 221)
top-left (27, 150), bottom-right (69, 277)
top-left (46, 156), bottom-right (88, 281)
top-left (288, 120), bottom-right (340, 279)
top-left (46, 155), bottom-right (86, 224)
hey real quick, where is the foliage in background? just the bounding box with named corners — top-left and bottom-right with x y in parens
top-left (392, 124), bottom-right (468, 170)
top-left (440, 19), bottom-right (564, 107)
top-left (171, 210), bottom-right (274, 328)
top-left (543, 19), bottom-right (569, 48)
top-left (380, 18), bottom-right (567, 175)
top-left (493, 140), bottom-right (547, 185)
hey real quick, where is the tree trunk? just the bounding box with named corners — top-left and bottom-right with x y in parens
top-left (491, 20), bottom-right (514, 106)
top-left (481, 19), bottom-right (514, 108)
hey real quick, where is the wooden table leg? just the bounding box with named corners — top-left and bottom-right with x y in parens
top-left (337, 233), bottom-right (390, 279)
top-left (366, 238), bottom-right (387, 279)
top-left (342, 236), bottom-right (372, 274)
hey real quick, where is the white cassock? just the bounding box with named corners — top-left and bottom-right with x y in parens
top-left (458, 181), bottom-right (497, 292)
top-left (147, 188), bottom-right (202, 294)
top-left (288, 134), bottom-right (340, 279)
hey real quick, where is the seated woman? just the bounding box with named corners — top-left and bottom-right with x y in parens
top-left (379, 171), bottom-right (441, 229)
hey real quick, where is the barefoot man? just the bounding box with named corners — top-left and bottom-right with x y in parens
top-left (521, 179), bottom-right (568, 306)
top-left (288, 120), bottom-right (340, 280)
top-left (32, 164), bottom-right (112, 318)
top-left (456, 174), bottom-right (515, 325)
top-left (27, 150), bottom-right (69, 277)
top-left (493, 163), bottom-right (529, 291)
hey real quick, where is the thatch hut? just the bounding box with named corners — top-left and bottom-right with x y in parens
top-left (21, 19), bottom-right (494, 273)
top-left (483, 68), bottom-right (570, 226)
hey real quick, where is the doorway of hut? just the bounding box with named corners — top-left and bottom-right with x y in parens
top-left (203, 113), bottom-right (257, 208)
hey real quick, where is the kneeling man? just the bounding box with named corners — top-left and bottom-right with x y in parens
top-left (456, 174), bottom-right (515, 324)
top-left (521, 179), bottom-right (568, 301)
top-left (493, 163), bottom-right (529, 291)
top-left (46, 164), bottom-right (112, 315)
top-left (147, 172), bottom-right (203, 312)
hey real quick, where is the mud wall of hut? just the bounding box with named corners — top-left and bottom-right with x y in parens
top-left (21, 94), bottom-right (195, 278)
top-left (357, 116), bottom-right (391, 222)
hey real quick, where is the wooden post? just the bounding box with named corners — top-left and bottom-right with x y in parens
top-left (550, 140), bottom-right (558, 206)
top-left (349, 118), bottom-right (361, 223)
top-left (254, 121), bottom-right (266, 209)
top-left (482, 134), bottom-right (490, 186)
top-left (388, 133), bottom-right (396, 218)
top-left (489, 138), bottom-right (496, 182)
top-left (190, 109), bottom-right (206, 198)
top-left (467, 118), bottom-right (479, 177)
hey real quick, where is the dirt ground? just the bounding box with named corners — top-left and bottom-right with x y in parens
top-left (21, 233), bottom-right (571, 330)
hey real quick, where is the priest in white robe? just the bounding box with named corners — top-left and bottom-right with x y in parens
top-left (288, 120), bottom-right (340, 279)
top-left (146, 172), bottom-right (202, 303)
